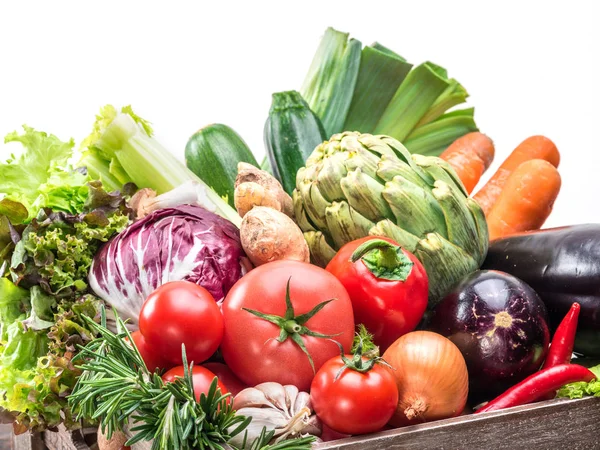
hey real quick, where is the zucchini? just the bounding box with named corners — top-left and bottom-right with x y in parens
top-left (185, 124), bottom-right (258, 207)
top-left (264, 90), bottom-right (327, 194)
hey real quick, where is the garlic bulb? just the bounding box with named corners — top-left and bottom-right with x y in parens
top-left (229, 382), bottom-right (321, 447)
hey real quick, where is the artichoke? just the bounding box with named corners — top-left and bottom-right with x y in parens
top-left (293, 131), bottom-right (488, 307)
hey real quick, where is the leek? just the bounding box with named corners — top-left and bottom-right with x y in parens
top-left (373, 62), bottom-right (450, 141)
top-left (404, 108), bottom-right (478, 156)
top-left (300, 28), bottom-right (361, 137)
top-left (78, 105), bottom-right (241, 227)
top-left (344, 46), bottom-right (413, 133)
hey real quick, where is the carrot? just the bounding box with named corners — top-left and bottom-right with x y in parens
top-left (473, 135), bottom-right (560, 215)
top-left (440, 132), bottom-right (495, 194)
top-left (487, 159), bottom-right (561, 241)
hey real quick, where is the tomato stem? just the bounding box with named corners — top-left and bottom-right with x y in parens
top-left (284, 320), bottom-right (302, 333)
top-left (350, 239), bottom-right (413, 281)
top-left (242, 277), bottom-right (342, 373)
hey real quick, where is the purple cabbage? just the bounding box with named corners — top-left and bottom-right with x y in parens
top-left (88, 205), bottom-right (250, 323)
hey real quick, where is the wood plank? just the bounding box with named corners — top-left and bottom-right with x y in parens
top-left (314, 397), bottom-right (600, 449)
top-left (4, 397), bottom-right (600, 449)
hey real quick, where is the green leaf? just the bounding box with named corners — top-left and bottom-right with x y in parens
top-left (0, 126), bottom-right (88, 222)
top-left (374, 62), bottom-right (450, 142)
top-left (344, 45), bottom-right (413, 133)
top-left (300, 28), bottom-right (362, 136)
top-left (404, 108), bottom-right (478, 157)
top-left (557, 364), bottom-right (600, 399)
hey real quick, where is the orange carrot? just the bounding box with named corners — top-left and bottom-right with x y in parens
top-left (473, 135), bottom-right (560, 215)
top-left (440, 132), bottom-right (495, 194)
top-left (487, 159), bottom-right (561, 241)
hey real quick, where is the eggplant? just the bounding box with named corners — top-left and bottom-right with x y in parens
top-left (482, 224), bottom-right (600, 356)
top-left (428, 270), bottom-right (550, 402)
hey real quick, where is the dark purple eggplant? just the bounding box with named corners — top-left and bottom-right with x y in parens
top-left (428, 270), bottom-right (550, 402)
top-left (482, 224), bottom-right (600, 356)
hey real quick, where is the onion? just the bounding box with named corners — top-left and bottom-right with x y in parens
top-left (382, 331), bottom-right (469, 427)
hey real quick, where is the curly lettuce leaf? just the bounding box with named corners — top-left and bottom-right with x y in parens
top-left (9, 181), bottom-right (132, 296)
top-left (0, 278), bottom-right (102, 432)
top-left (556, 364), bottom-right (600, 399)
top-left (0, 126), bottom-right (90, 222)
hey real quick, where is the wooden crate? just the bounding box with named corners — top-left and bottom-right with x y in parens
top-left (7, 397), bottom-right (600, 449)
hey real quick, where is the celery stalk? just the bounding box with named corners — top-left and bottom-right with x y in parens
top-left (373, 62), bottom-right (450, 142)
top-left (344, 46), bottom-right (413, 133)
top-left (78, 105), bottom-right (241, 227)
top-left (404, 108), bottom-right (478, 156)
top-left (300, 28), bottom-right (362, 137)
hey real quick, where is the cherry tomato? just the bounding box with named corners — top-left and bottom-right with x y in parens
top-left (310, 355), bottom-right (399, 435)
top-left (162, 366), bottom-right (229, 403)
top-left (130, 330), bottom-right (172, 373)
top-left (201, 362), bottom-right (247, 396)
top-left (221, 260), bottom-right (355, 392)
top-left (326, 236), bottom-right (428, 352)
top-left (139, 281), bottom-right (224, 365)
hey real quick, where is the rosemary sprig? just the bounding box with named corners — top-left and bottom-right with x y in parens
top-left (68, 309), bottom-right (316, 450)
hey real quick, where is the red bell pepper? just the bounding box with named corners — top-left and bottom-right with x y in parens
top-left (326, 236), bottom-right (428, 352)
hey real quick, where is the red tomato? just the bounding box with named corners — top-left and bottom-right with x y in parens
top-left (326, 236), bottom-right (428, 352)
top-left (221, 260), bottom-right (355, 392)
top-left (310, 355), bottom-right (399, 435)
top-left (139, 281), bottom-right (224, 365)
top-left (130, 330), bottom-right (172, 373)
top-left (162, 366), bottom-right (229, 403)
top-left (201, 362), bottom-right (247, 396)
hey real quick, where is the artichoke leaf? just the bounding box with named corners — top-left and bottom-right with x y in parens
top-left (304, 231), bottom-right (337, 268)
top-left (383, 176), bottom-right (448, 239)
top-left (433, 180), bottom-right (480, 261)
top-left (292, 191), bottom-right (317, 232)
top-left (369, 220), bottom-right (420, 253)
top-left (340, 168), bottom-right (394, 222)
top-left (412, 154), bottom-right (468, 197)
top-left (376, 154), bottom-right (428, 187)
top-left (298, 180), bottom-right (330, 230)
top-left (415, 233), bottom-right (481, 306)
top-left (343, 145), bottom-right (380, 179)
top-left (466, 198), bottom-right (489, 262)
top-left (325, 201), bottom-right (375, 249)
top-left (315, 151), bottom-right (350, 202)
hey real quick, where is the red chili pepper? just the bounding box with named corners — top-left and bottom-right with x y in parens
top-left (543, 302), bottom-right (581, 368)
top-left (475, 364), bottom-right (595, 414)
top-left (325, 237), bottom-right (429, 352)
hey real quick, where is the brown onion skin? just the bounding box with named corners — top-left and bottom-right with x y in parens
top-left (383, 331), bottom-right (469, 427)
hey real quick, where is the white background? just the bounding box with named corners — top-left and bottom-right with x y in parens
top-left (0, 1), bottom-right (598, 228)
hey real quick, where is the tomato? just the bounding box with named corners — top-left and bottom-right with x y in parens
top-left (139, 281), bottom-right (224, 365)
top-left (310, 355), bottom-right (399, 435)
top-left (162, 366), bottom-right (229, 403)
top-left (221, 260), bottom-right (355, 392)
top-left (201, 362), bottom-right (248, 396)
top-left (326, 236), bottom-right (428, 352)
top-left (130, 330), bottom-right (172, 373)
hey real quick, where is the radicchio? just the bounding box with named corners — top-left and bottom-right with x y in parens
top-left (88, 204), bottom-right (250, 323)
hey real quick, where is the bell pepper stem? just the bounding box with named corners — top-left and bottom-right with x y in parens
top-left (350, 238), bottom-right (414, 281)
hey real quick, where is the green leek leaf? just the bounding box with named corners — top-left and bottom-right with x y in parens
top-left (373, 62), bottom-right (450, 142)
top-left (300, 28), bottom-right (362, 137)
top-left (404, 108), bottom-right (478, 156)
top-left (344, 46), bottom-right (413, 133)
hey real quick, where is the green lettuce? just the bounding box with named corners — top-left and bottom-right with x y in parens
top-left (0, 277), bottom-right (102, 432)
top-left (0, 126), bottom-right (89, 221)
top-left (556, 364), bottom-right (600, 399)
top-left (9, 181), bottom-right (133, 296)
